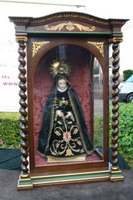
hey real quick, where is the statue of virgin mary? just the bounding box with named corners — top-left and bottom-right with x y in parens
top-left (37, 60), bottom-right (93, 162)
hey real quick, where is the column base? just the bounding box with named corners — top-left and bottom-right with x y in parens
top-left (17, 168), bottom-right (124, 190)
top-left (110, 169), bottom-right (124, 182)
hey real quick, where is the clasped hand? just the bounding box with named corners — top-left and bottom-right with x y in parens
top-left (56, 110), bottom-right (72, 119)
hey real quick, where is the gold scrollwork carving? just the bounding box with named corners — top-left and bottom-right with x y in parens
top-left (109, 37), bottom-right (123, 44)
top-left (87, 42), bottom-right (104, 57)
top-left (44, 21), bottom-right (95, 32)
top-left (16, 36), bottom-right (28, 42)
top-left (32, 41), bottom-right (50, 57)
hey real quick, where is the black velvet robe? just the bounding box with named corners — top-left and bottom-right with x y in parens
top-left (37, 75), bottom-right (93, 158)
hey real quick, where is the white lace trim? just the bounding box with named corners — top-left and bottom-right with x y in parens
top-left (57, 86), bottom-right (68, 93)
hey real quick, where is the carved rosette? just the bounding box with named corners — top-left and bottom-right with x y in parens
top-left (17, 36), bottom-right (29, 178)
top-left (111, 40), bottom-right (121, 171)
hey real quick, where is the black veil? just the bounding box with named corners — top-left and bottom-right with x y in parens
top-left (37, 74), bottom-right (93, 157)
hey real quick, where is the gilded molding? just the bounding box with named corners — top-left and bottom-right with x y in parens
top-left (31, 170), bottom-right (111, 179)
top-left (12, 19), bottom-right (30, 23)
top-left (18, 184), bottom-right (33, 188)
top-left (31, 14), bottom-right (110, 25)
top-left (32, 41), bottom-right (50, 57)
top-left (44, 21), bottom-right (95, 32)
top-left (110, 21), bottom-right (126, 25)
top-left (109, 37), bottom-right (123, 44)
top-left (32, 176), bottom-right (110, 185)
top-left (11, 13), bottom-right (127, 28)
top-left (87, 42), bottom-right (104, 56)
top-left (16, 36), bottom-right (28, 42)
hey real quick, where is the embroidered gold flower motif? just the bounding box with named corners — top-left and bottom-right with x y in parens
top-left (66, 148), bottom-right (74, 156)
top-left (77, 140), bottom-right (82, 146)
top-left (59, 97), bottom-right (69, 106)
top-left (63, 132), bottom-right (71, 142)
top-left (73, 128), bottom-right (78, 134)
top-left (57, 121), bottom-right (62, 125)
top-left (55, 130), bottom-right (61, 136)
top-left (56, 143), bottom-right (60, 148)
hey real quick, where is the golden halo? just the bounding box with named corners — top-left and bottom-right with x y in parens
top-left (50, 60), bottom-right (71, 77)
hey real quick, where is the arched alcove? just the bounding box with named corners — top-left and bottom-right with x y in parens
top-left (33, 44), bottom-right (104, 166)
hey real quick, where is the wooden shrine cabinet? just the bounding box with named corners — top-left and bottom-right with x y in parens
top-left (9, 12), bottom-right (128, 190)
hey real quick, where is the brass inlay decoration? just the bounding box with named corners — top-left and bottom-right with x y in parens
top-left (44, 21), bottom-right (95, 32)
top-left (87, 42), bottom-right (104, 56)
top-left (32, 41), bottom-right (49, 57)
top-left (16, 36), bottom-right (28, 42)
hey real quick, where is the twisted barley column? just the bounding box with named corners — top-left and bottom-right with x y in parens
top-left (111, 42), bottom-right (120, 171)
top-left (17, 38), bottom-right (29, 178)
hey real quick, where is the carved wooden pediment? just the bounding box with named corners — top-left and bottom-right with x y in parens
top-left (9, 12), bottom-right (128, 35)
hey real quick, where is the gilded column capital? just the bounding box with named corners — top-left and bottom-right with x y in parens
top-left (16, 36), bottom-right (28, 43)
top-left (109, 37), bottom-right (123, 44)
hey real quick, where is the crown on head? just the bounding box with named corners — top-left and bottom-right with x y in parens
top-left (50, 60), bottom-right (71, 77)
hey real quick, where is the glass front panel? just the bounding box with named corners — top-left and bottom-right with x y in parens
top-left (33, 45), bottom-right (104, 166)
top-left (93, 58), bottom-right (103, 156)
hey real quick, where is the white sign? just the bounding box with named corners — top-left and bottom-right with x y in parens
top-left (0, 1), bottom-right (86, 112)
top-left (0, 39), bottom-right (19, 112)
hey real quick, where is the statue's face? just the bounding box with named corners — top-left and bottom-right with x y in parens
top-left (57, 79), bottom-right (67, 90)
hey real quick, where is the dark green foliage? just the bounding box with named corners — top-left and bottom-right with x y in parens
top-left (0, 112), bottom-right (20, 149)
top-left (109, 102), bottom-right (133, 168)
top-left (123, 69), bottom-right (133, 81)
top-left (94, 115), bottom-right (103, 148)
top-left (94, 102), bottom-right (133, 169)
